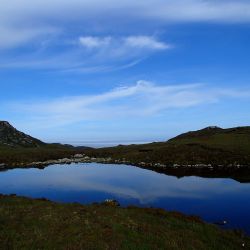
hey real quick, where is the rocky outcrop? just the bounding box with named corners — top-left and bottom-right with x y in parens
top-left (0, 121), bottom-right (45, 148)
top-left (103, 199), bottom-right (120, 207)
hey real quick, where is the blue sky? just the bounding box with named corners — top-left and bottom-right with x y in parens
top-left (0, 0), bottom-right (250, 145)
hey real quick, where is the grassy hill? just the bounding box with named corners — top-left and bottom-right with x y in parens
top-left (0, 194), bottom-right (248, 250)
top-left (169, 126), bottom-right (250, 155)
top-left (85, 126), bottom-right (250, 167)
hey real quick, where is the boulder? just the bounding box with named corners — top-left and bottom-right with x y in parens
top-left (74, 154), bottom-right (85, 158)
top-left (103, 199), bottom-right (120, 207)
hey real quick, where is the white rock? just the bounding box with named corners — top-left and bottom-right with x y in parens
top-left (74, 154), bottom-right (85, 158)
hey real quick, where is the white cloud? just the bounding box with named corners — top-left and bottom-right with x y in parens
top-left (0, 35), bottom-right (169, 71)
top-left (7, 81), bottom-right (250, 128)
top-left (142, 0), bottom-right (250, 23)
top-left (79, 36), bottom-right (111, 48)
top-left (1, 1), bottom-right (250, 25)
top-left (79, 36), bottom-right (169, 50)
top-left (124, 36), bottom-right (170, 50)
top-left (1, 0), bottom-right (250, 50)
top-left (1, 0), bottom-right (249, 70)
top-left (0, 26), bottom-right (58, 50)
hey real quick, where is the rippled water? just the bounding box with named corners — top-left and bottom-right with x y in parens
top-left (0, 163), bottom-right (250, 233)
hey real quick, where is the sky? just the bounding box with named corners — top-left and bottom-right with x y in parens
top-left (0, 0), bottom-right (250, 145)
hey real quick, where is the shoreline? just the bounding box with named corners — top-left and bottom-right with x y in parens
top-left (1, 154), bottom-right (250, 182)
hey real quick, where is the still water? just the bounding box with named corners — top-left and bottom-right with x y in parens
top-left (0, 163), bottom-right (249, 233)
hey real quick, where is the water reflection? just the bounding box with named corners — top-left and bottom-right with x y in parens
top-left (0, 163), bottom-right (250, 233)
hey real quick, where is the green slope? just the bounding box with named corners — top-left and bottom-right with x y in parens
top-left (0, 195), bottom-right (248, 250)
top-left (85, 126), bottom-right (250, 166)
top-left (168, 126), bottom-right (250, 154)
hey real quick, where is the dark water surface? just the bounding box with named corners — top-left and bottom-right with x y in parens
top-left (0, 163), bottom-right (250, 233)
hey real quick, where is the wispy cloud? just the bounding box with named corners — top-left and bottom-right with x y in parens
top-left (1, 1), bottom-right (250, 29)
top-left (124, 36), bottom-right (170, 50)
top-left (0, 26), bottom-right (58, 50)
top-left (1, 1), bottom-right (250, 71)
top-left (77, 35), bottom-right (170, 64)
top-left (0, 35), bottom-right (170, 71)
top-left (79, 36), bottom-right (112, 49)
top-left (79, 36), bottom-right (170, 50)
top-left (6, 81), bottom-right (250, 128)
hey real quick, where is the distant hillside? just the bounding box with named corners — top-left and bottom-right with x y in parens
top-left (169, 126), bottom-right (224, 140)
top-left (85, 125), bottom-right (250, 167)
top-left (0, 121), bottom-right (92, 166)
top-left (1, 122), bottom-right (250, 175)
top-left (168, 126), bottom-right (250, 154)
top-left (0, 121), bottom-right (45, 148)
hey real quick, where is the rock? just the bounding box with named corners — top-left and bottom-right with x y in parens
top-left (0, 163), bottom-right (5, 168)
top-left (103, 199), bottom-right (120, 207)
top-left (74, 154), bottom-right (85, 158)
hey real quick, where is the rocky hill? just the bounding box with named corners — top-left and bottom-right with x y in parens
top-left (0, 121), bottom-right (45, 148)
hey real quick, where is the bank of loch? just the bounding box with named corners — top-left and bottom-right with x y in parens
top-left (0, 194), bottom-right (249, 249)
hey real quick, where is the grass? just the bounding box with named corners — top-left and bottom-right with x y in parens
top-left (0, 145), bottom-right (78, 166)
top-left (84, 127), bottom-right (250, 166)
top-left (168, 126), bottom-right (250, 155)
top-left (84, 142), bottom-right (250, 166)
top-left (1, 126), bottom-right (250, 168)
top-left (0, 194), bottom-right (249, 250)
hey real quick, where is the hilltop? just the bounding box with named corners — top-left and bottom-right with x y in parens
top-left (0, 121), bottom-right (45, 148)
top-left (168, 126), bottom-right (250, 154)
top-left (86, 125), bottom-right (250, 164)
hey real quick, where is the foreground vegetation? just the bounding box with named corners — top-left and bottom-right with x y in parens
top-left (0, 194), bottom-right (248, 249)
